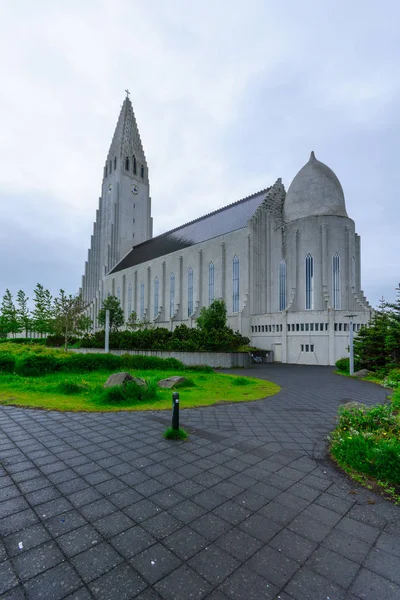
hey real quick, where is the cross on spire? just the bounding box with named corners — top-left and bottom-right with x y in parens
top-left (125, 89), bottom-right (130, 97)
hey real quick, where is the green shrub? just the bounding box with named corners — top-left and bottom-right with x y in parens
top-left (46, 335), bottom-right (78, 348)
top-left (385, 368), bottom-right (400, 389)
top-left (0, 353), bottom-right (16, 372)
top-left (98, 379), bottom-right (158, 404)
top-left (231, 376), bottom-right (254, 386)
top-left (338, 403), bottom-right (400, 434)
top-left (61, 353), bottom-right (122, 372)
top-left (0, 338), bottom-right (47, 345)
top-left (173, 378), bottom-right (196, 388)
top-left (16, 353), bottom-right (62, 377)
top-left (330, 402), bottom-right (400, 486)
top-left (56, 381), bottom-right (86, 395)
top-left (335, 357), bottom-right (361, 373)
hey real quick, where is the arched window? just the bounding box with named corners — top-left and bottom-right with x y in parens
top-left (232, 256), bottom-right (240, 313)
top-left (169, 273), bottom-right (175, 318)
top-left (114, 157), bottom-right (117, 170)
top-left (188, 267), bottom-right (193, 316)
top-left (140, 281), bottom-right (145, 319)
top-left (305, 254), bottom-right (314, 310)
top-left (332, 253), bottom-right (340, 309)
top-left (117, 287), bottom-right (121, 302)
top-left (208, 262), bottom-right (215, 305)
top-left (279, 259), bottom-right (286, 311)
top-left (352, 255), bottom-right (356, 287)
top-left (133, 156), bottom-right (137, 175)
top-left (141, 164), bottom-right (144, 178)
top-left (154, 277), bottom-right (159, 318)
top-left (125, 156), bottom-right (130, 171)
top-left (128, 283), bottom-right (132, 315)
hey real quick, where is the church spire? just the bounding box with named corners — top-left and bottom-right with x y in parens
top-left (106, 93), bottom-right (147, 170)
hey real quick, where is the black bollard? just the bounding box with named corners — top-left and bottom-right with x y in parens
top-left (172, 392), bottom-right (180, 431)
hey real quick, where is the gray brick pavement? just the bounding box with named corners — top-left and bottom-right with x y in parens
top-left (0, 365), bottom-right (399, 599)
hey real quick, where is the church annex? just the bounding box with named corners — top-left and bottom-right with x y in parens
top-left (81, 95), bottom-right (372, 366)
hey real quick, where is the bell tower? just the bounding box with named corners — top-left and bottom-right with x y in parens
top-left (81, 92), bottom-right (153, 304)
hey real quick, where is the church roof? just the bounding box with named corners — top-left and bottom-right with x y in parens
top-left (107, 95), bottom-right (147, 165)
top-left (283, 151), bottom-right (348, 222)
top-left (109, 188), bottom-right (269, 274)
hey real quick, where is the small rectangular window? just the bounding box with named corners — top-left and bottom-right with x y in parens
top-left (287, 324), bottom-right (290, 332)
top-left (353, 324), bottom-right (356, 331)
top-left (269, 325), bottom-right (272, 332)
top-left (310, 323), bottom-right (314, 331)
top-left (301, 344), bottom-right (304, 351)
top-left (334, 323), bottom-right (338, 331)
top-left (325, 323), bottom-right (329, 331)
top-left (261, 325), bottom-right (264, 332)
top-left (320, 323), bottom-right (324, 330)
top-left (305, 323), bottom-right (309, 331)
top-left (251, 326), bottom-right (254, 333)
top-left (344, 323), bottom-right (348, 331)
top-left (339, 323), bottom-right (342, 331)
top-left (315, 323), bottom-right (318, 331)
top-left (258, 326), bottom-right (261, 332)
top-left (310, 344), bottom-right (314, 352)
top-left (301, 323), bottom-right (304, 331)
top-left (306, 344), bottom-right (309, 352)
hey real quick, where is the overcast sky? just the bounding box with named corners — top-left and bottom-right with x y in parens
top-left (0, 0), bottom-right (398, 308)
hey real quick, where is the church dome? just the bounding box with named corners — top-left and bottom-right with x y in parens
top-left (283, 151), bottom-right (348, 222)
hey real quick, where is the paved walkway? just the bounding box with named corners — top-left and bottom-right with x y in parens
top-left (0, 365), bottom-right (399, 600)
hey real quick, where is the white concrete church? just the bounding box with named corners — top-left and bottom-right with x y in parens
top-left (81, 94), bottom-right (372, 366)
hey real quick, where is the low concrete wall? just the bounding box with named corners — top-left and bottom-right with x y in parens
top-left (72, 348), bottom-right (251, 368)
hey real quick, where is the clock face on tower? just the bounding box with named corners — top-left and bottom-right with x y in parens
top-left (131, 184), bottom-right (139, 195)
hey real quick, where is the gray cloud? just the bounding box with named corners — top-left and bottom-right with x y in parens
top-left (0, 0), bottom-right (398, 307)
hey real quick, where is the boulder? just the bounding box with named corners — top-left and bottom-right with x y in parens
top-left (131, 377), bottom-right (147, 387)
top-left (157, 376), bottom-right (187, 389)
top-left (341, 401), bottom-right (366, 411)
top-left (353, 369), bottom-right (369, 378)
top-left (104, 372), bottom-right (133, 388)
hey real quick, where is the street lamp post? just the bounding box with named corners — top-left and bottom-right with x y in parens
top-left (345, 314), bottom-right (357, 375)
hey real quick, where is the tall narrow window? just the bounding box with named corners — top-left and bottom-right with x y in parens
top-left (117, 287), bottom-right (121, 302)
top-left (128, 283), bottom-right (132, 315)
top-left (232, 256), bottom-right (240, 312)
top-left (305, 254), bottom-right (314, 310)
top-left (332, 253), bottom-right (340, 309)
top-left (105, 165), bottom-right (108, 177)
top-left (279, 259), bottom-right (286, 311)
top-left (141, 164), bottom-right (144, 178)
top-left (114, 157), bottom-right (117, 170)
top-left (352, 255), bottom-right (356, 287)
top-left (133, 156), bottom-right (137, 175)
top-left (154, 277), bottom-right (159, 318)
top-left (140, 281), bottom-right (145, 319)
top-left (188, 268), bottom-right (193, 316)
top-left (109, 160), bottom-right (112, 173)
top-left (125, 156), bottom-right (130, 171)
top-left (208, 262), bottom-right (215, 305)
top-left (170, 273), bottom-right (175, 318)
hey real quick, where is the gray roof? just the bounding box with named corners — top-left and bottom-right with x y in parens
top-left (110, 188), bottom-right (269, 274)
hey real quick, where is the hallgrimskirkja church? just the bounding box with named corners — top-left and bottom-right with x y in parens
top-left (81, 94), bottom-right (372, 365)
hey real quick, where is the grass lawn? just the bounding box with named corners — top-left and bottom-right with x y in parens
top-left (0, 370), bottom-right (279, 412)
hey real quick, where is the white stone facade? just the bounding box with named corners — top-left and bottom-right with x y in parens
top-left (82, 98), bottom-right (373, 366)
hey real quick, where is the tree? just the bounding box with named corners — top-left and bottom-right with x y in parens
top-left (196, 299), bottom-right (227, 332)
top-left (52, 290), bottom-right (87, 351)
top-left (126, 311), bottom-right (138, 331)
top-left (76, 315), bottom-right (93, 336)
top-left (0, 289), bottom-right (20, 337)
top-left (98, 295), bottom-right (124, 332)
top-left (32, 284), bottom-right (53, 336)
top-left (16, 290), bottom-right (31, 337)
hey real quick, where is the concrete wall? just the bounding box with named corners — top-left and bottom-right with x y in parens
top-left (72, 347), bottom-right (251, 368)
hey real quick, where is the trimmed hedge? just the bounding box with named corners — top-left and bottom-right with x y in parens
top-left (0, 338), bottom-right (47, 346)
top-left (79, 324), bottom-right (250, 353)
